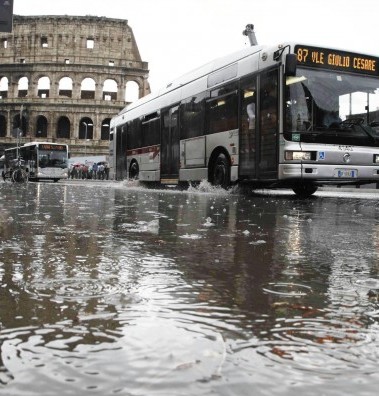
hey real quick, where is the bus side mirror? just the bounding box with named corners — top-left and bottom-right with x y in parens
top-left (285, 54), bottom-right (297, 76)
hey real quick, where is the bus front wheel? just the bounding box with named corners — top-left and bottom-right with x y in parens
top-left (210, 153), bottom-right (230, 189)
top-left (292, 184), bottom-right (318, 198)
top-left (12, 169), bottom-right (28, 183)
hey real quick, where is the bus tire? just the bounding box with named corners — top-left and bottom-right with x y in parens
top-left (129, 161), bottom-right (139, 180)
top-left (210, 153), bottom-right (230, 189)
top-left (12, 169), bottom-right (28, 183)
top-left (292, 184), bottom-right (318, 198)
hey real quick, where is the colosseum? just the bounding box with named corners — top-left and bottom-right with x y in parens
top-left (0, 14), bottom-right (150, 157)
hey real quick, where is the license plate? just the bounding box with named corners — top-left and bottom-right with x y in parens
top-left (334, 169), bottom-right (358, 178)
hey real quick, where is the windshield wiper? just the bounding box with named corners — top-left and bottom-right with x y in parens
top-left (337, 117), bottom-right (379, 143)
top-left (339, 117), bottom-right (364, 128)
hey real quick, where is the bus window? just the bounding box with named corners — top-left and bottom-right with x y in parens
top-left (180, 92), bottom-right (206, 139)
top-left (259, 69), bottom-right (278, 175)
top-left (128, 119), bottom-right (142, 149)
top-left (206, 91), bottom-right (238, 134)
top-left (285, 79), bottom-right (311, 132)
top-left (260, 71), bottom-right (278, 130)
top-left (142, 112), bottom-right (160, 147)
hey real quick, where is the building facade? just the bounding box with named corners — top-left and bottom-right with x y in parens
top-left (0, 15), bottom-right (150, 157)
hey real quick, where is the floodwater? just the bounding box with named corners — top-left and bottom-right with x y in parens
top-left (1, 180), bottom-right (379, 396)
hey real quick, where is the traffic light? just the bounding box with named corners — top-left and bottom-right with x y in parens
top-left (0, 0), bottom-right (13, 33)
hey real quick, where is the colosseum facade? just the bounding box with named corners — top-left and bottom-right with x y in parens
top-left (0, 14), bottom-right (150, 157)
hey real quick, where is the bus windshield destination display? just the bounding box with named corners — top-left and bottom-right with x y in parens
top-left (295, 45), bottom-right (379, 76)
top-left (40, 144), bottom-right (66, 151)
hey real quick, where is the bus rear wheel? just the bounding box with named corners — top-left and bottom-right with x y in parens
top-left (292, 184), bottom-right (318, 198)
top-left (129, 161), bottom-right (139, 180)
top-left (210, 153), bottom-right (230, 189)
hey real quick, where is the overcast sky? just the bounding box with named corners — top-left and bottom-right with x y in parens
top-left (12, 0), bottom-right (379, 92)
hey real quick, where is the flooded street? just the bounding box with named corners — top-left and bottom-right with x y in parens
top-left (1, 180), bottom-right (379, 395)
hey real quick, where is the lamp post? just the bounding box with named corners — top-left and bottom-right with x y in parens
top-left (16, 104), bottom-right (24, 160)
top-left (82, 122), bottom-right (93, 155)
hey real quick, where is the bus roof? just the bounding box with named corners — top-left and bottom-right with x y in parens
top-left (119, 43), bottom-right (267, 116)
top-left (5, 142), bottom-right (68, 150)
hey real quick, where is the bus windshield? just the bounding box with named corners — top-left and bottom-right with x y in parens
top-left (39, 149), bottom-right (68, 168)
top-left (285, 68), bottom-right (379, 145)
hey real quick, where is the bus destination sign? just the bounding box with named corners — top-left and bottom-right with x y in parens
top-left (294, 45), bottom-right (379, 76)
top-left (40, 144), bottom-right (66, 151)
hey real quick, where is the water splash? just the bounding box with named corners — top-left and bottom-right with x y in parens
top-left (187, 180), bottom-right (231, 196)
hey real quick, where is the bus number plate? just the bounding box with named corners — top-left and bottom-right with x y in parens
top-left (334, 169), bottom-right (357, 178)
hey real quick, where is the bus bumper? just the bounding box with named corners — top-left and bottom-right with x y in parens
top-left (279, 163), bottom-right (379, 182)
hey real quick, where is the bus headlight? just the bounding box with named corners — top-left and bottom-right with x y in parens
top-left (285, 151), bottom-right (314, 161)
top-left (374, 154), bottom-right (379, 163)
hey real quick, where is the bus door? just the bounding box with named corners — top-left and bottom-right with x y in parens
top-left (240, 75), bottom-right (257, 178)
top-left (26, 145), bottom-right (37, 176)
top-left (115, 124), bottom-right (127, 180)
top-left (161, 105), bottom-right (180, 182)
top-left (258, 69), bottom-right (279, 179)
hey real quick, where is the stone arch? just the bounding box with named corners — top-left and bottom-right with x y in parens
top-left (0, 114), bottom-right (6, 137)
top-left (36, 115), bottom-right (48, 138)
top-left (81, 77), bottom-right (95, 99)
top-left (18, 76), bottom-right (28, 98)
top-left (0, 76), bottom-right (9, 98)
top-left (57, 116), bottom-right (71, 139)
top-left (101, 118), bottom-right (111, 140)
top-left (37, 76), bottom-right (50, 98)
top-left (79, 117), bottom-right (94, 139)
top-left (125, 80), bottom-right (140, 103)
top-left (102, 79), bottom-right (117, 101)
top-left (0, 15), bottom-right (150, 158)
top-left (58, 76), bottom-right (73, 98)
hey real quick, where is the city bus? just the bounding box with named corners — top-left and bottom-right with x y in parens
top-left (3, 142), bottom-right (69, 182)
top-left (109, 39), bottom-right (379, 197)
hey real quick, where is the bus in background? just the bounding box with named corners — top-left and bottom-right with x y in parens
top-left (109, 26), bottom-right (379, 197)
top-left (3, 142), bottom-right (69, 182)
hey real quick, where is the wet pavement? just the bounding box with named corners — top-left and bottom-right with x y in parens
top-left (1, 179), bottom-right (379, 395)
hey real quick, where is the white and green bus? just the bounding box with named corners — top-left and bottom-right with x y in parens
top-left (3, 142), bottom-right (69, 182)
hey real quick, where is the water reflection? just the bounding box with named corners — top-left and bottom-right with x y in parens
top-left (1, 181), bottom-right (379, 394)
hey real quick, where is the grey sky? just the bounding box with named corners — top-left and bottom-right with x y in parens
top-left (12, 0), bottom-right (379, 91)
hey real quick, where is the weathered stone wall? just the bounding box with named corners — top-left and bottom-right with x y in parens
top-left (0, 15), bottom-right (150, 157)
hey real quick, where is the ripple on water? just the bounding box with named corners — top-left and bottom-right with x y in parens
top-left (0, 314), bottom-right (231, 395)
top-left (0, 322), bottom-right (123, 393)
top-left (264, 318), bottom-right (378, 374)
top-left (262, 282), bottom-right (312, 297)
top-left (24, 276), bottom-right (127, 301)
top-left (232, 303), bottom-right (379, 382)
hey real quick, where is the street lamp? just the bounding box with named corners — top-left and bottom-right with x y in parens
top-left (82, 121), bottom-right (93, 155)
top-left (16, 104), bottom-right (24, 160)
